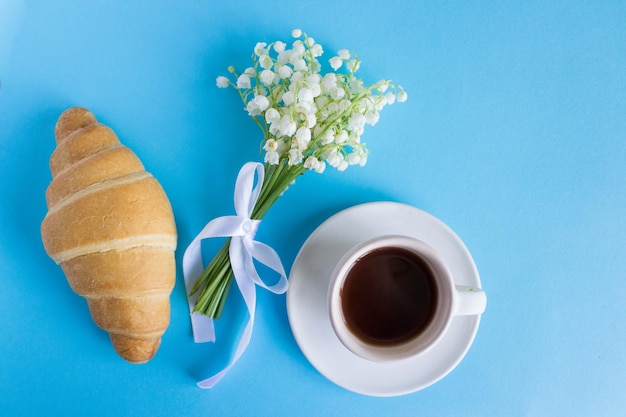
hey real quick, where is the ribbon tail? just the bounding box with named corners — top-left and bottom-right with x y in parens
top-left (197, 310), bottom-right (254, 389)
top-left (190, 313), bottom-right (215, 343)
top-left (197, 238), bottom-right (258, 388)
top-left (182, 229), bottom-right (216, 343)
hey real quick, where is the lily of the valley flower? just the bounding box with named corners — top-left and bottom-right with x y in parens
top-left (215, 29), bottom-right (406, 175)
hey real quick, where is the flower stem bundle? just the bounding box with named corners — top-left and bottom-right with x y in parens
top-left (190, 29), bottom-right (406, 319)
top-left (189, 161), bottom-right (305, 318)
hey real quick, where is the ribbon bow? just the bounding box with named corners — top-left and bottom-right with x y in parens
top-left (182, 162), bottom-right (288, 388)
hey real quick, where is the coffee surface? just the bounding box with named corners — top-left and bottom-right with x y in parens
top-left (341, 247), bottom-right (438, 346)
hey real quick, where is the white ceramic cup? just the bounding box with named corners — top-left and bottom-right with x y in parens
top-left (328, 235), bottom-right (486, 362)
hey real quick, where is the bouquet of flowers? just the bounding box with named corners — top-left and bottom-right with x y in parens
top-left (183, 29), bottom-right (405, 387)
top-left (188, 29), bottom-right (406, 320)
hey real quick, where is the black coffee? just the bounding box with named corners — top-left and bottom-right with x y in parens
top-left (341, 247), bottom-right (438, 346)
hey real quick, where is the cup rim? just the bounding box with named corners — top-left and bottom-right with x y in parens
top-left (328, 235), bottom-right (456, 362)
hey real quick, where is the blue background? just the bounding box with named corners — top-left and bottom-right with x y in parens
top-left (1, 1), bottom-right (625, 416)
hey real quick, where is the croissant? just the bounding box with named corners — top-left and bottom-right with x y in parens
top-left (41, 107), bottom-right (177, 364)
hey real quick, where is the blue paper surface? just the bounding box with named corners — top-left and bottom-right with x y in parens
top-left (1, 1), bottom-right (625, 416)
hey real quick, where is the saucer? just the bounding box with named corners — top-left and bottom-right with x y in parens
top-left (286, 202), bottom-right (483, 396)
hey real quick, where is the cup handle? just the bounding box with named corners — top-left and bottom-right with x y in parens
top-left (454, 286), bottom-right (487, 316)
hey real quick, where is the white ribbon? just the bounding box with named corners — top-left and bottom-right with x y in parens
top-left (182, 162), bottom-right (288, 388)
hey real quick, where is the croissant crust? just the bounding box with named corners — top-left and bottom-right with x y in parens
top-left (41, 107), bottom-right (177, 364)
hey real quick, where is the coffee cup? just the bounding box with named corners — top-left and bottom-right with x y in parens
top-left (328, 235), bottom-right (486, 362)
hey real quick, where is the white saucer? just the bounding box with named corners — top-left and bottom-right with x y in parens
top-left (286, 202), bottom-right (483, 397)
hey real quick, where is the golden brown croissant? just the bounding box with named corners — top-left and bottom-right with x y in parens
top-left (41, 107), bottom-right (177, 364)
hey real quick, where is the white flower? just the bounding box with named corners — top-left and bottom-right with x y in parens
top-left (298, 87), bottom-right (314, 103)
top-left (291, 40), bottom-right (305, 56)
top-left (322, 72), bottom-right (336, 86)
top-left (365, 110), bottom-right (380, 125)
top-left (326, 150), bottom-right (341, 167)
top-left (292, 57), bottom-right (307, 71)
top-left (237, 74), bottom-right (251, 89)
top-left (277, 64), bottom-right (293, 79)
top-left (276, 139), bottom-right (287, 154)
top-left (265, 108), bottom-right (281, 124)
top-left (385, 92), bottom-right (396, 105)
top-left (268, 124), bottom-right (278, 136)
top-left (330, 87), bottom-right (345, 100)
top-left (277, 49), bottom-right (291, 64)
top-left (304, 156), bottom-right (317, 170)
top-left (338, 99), bottom-right (351, 112)
top-left (319, 129), bottom-right (334, 145)
top-left (304, 156), bottom-right (326, 173)
top-left (244, 67), bottom-right (256, 76)
top-left (259, 54), bottom-right (274, 70)
top-left (277, 115), bottom-right (297, 136)
top-left (397, 91), bottom-right (408, 102)
top-left (305, 113), bottom-right (317, 128)
top-left (377, 80), bottom-right (389, 92)
top-left (216, 76), bottom-right (229, 88)
top-left (338, 49), bottom-right (350, 59)
top-left (273, 41), bottom-right (286, 53)
top-left (265, 151), bottom-right (280, 165)
top-left (309, 83), bottom-right (321, 98)
top-left (326, 151), bottom-right (348, 171)
top-left (321, 80), bottom-right (336, 97)
top-left (307, 73), bottom-right (322, 84)
top-left (254, 42), bottom-right (268, 56)
top-left (347, 152), bottom-right (361, 165)
top-left (292, 29), bottom-right (302, 38)
top-left (294, 127), bottom-right (311, 149)
top-left (260, 69), bottom-right (276, 85)
top-left (311, 43), bottom-right (323, 57)
top-left (290, 71), bottom-right (305, 83)
top-left (335, 130), bottom-right (348, 144)
top-left (347, 59), bottom-right (360, 73)
top-left (282, 90), bottom-right (295, 106)
top-left (287, 148), bottom-right (303, 165)
top-left (263, 138), bottom-right (278, 152)
top-left (348, 113), bottom-right (366, 133)
top-left (295, 101), bottom-right (315, 116)
top-left (246, 95), bottom-right (270, 116)
top-left (314, 95), bottom-right (328, 109)
top-left (329, 56), bottom-right (343, 71)
top-left (350, 79), bottom-right (364, 93)
top-left (316, 104), bottom-right (330, 120)
top-left (371, 95), bottom-right (387, 111)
